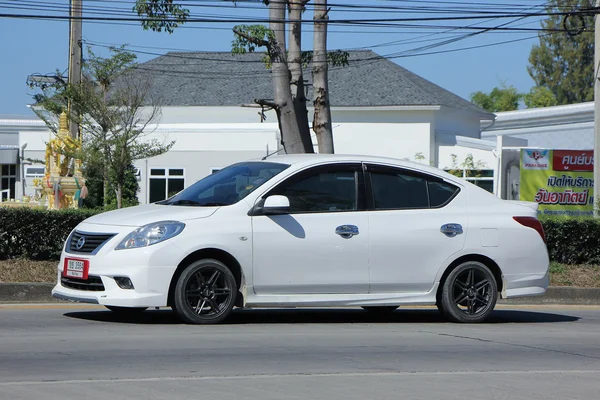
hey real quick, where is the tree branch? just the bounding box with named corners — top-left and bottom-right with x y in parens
top-left (232, 28), bottom-right (269, 47)
top-left (254, 98), bottom-right (277, 109)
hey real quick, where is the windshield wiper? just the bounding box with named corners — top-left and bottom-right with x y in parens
top-left (169, 199), bottom-right (202, 206)
top-left (168, 200), bottom-right (228, 207)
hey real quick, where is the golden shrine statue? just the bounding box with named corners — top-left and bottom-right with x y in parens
top-left (41, 112), bottom-right (87, 209)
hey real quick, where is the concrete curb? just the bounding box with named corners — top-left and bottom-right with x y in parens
top-left (0, 283), bottom-right (599, 305)
top-left (500, 287), bottom-right (600, 306)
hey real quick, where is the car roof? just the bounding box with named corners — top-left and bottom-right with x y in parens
top-left (264, 153), bottom-right (459, 181)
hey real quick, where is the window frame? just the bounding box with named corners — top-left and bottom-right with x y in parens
top-left (262, 163), bottom-right (366, 215)
top-left (0, 163), bottom-right (17, 200)
top-left (147, 167), bottom-right (186, 203)
top-left (25, 166), bottom-right (46, 178)
top-left (364, 164), bottom-right (460, 211)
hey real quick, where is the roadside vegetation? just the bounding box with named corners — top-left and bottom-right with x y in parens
top-left (1, 210), bottom-right (599, 286)
top-left (0, 260), bottom-right (598, 287)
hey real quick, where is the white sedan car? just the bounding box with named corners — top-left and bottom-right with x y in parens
top-left (52, 154), bottom-right (549, 324)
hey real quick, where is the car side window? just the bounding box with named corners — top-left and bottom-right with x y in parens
top-left (269, 166), bottom-right (358, 213)
top-left (370, 170), bottom-right (429, 209)
top-left (368, 166), bottom-right (460, 210)
top-left (428, 180), bottom-right (460, 208)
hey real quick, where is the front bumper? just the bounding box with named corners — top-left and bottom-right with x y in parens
top-left (52, 222), bottom-right (183, 308)
top-left (51, 269), bottom-right (172, 307)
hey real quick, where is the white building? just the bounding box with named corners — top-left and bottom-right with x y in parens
top-left (2, 50), bottom-right (505, 204)
top-left (482, 102), bottom-right (594, 199)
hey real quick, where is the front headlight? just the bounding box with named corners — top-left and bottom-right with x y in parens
top-left (115, 221), bottom-right (185, 250)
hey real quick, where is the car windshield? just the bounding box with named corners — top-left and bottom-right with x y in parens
top-left (159, 161), bottom-right (289, 207)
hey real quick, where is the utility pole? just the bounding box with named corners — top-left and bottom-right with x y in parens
top-left (68, 0), bottom-right (82, 140)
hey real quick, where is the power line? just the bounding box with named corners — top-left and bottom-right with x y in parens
top-left (0, 9), bottom-right (596, 24)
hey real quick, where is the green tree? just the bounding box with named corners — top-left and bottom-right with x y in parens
top-left (523, 86), bottom-right (559, 108)
top-left (30, 46), bottom-right (173, 209)
top-left (528, 0), bottom-right (594, 105)
top-left (470, 85), bottom-right (521, 112)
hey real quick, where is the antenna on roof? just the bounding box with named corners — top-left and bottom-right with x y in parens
top-left (262, 146), bottom-right (283, 160)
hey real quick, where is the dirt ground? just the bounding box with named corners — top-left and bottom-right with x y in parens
top-left (1, 260), bottom-right (599, 287)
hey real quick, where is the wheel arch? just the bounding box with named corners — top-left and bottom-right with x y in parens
top-left (436, 254), bottom-right (504, 302)
top-left (167, 248), bottom-right (245, 307)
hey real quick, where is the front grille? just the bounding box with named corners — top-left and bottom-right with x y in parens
top-left (61, 275), bottom-right (105, 291)
top-left (67, 231), bottom-right (115, 254)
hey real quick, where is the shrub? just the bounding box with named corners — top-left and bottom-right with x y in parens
top-left (541, 216), bottom-right (600, 265)
top-left (0, 207), bottom-right (101, 261)
top-left (1, 207), bottom-right (599, 265)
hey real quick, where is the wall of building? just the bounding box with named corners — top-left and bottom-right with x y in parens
top-left (435, 107), bottom-right (490, 140)
top-left (333, 122), bottom-right (433, 161)
top-left (3, 104), bottom-right (492, 203)
top-left (135, 125), bottom-right (279, 204)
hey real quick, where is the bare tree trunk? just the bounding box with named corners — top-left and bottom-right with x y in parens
top-left (312, 0), bottom-right (334, 154)
top-left (103, 171), bottom-right (109, 207)
top-left (103, 143), bottom-right (109, 207)
top-left (116, 184), bottom-right (122, 209)
top-left (288, 0), bottom-right (313, 153)
top-left (269, 0), bottom-right (305, 154)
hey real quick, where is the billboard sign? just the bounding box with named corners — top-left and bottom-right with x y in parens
top-left (520, 149), bottom-right (594, 217)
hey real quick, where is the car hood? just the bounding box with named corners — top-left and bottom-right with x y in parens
top-left (83, 204), bottom-right (219, 227)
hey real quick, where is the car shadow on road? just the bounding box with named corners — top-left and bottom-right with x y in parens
top-left (63, 307), bottom-right (580, 325)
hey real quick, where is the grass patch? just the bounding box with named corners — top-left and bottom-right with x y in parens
top-left (1, 260), bottom-right (599, 288)
top-left (549, 262), bottom-right (600, 288)
top-left (0, 259), bottom-right (57, 283)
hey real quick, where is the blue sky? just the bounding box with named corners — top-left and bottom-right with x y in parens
top-left (0, 0), bottom-right (546, 116)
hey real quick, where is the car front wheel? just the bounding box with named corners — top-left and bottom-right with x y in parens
top-left (437, 261), bottom-right (498, 323)
top-left (173, 259), bottom-right (237, 324)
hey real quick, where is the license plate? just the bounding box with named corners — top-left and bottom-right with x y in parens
top-left (63, 258), bottom-right (89, 279)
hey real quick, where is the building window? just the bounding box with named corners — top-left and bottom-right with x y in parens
top-left (149, 168), bottom-right (185, 203)
top-left (0, 164), bottom-right (16, 200)
top-left (25, 166), bottom-right (46, 178)
top-left (445, 169), bottom-right (494, 193)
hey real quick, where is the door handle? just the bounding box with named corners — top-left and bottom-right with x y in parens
top-left (335, 225), bottom-right (359, 239)
top-left (440, 223), bottom-right (463, 238)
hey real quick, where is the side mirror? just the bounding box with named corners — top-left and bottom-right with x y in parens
top-left (262, 195), bottom-right (290, 215)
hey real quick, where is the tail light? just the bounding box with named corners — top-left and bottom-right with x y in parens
top-left (513, 216), bottom-right (546, 243)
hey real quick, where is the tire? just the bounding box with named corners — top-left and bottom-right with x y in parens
top-left (361, 306), bottom-right (398, 314)
top-left (172, 259), bottom-right (237, 324)
top-left (437, 261), bottom-right (498, 323)
top-left (105, 306), bottom-right (147, 315)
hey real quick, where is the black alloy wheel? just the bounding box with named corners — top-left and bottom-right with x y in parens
top-left (438, 261), bottom-right (498, 323)
top-left (173, 259), bottom-right (237, 324)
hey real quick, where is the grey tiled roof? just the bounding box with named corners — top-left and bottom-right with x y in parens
top-left (135, 50), bottom-right (489, 114)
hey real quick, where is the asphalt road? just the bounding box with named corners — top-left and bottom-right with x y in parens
top-left (0, 305), bottom-right (599, 400)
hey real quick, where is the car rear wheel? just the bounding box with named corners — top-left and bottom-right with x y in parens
top-left (105, 306), bottom-right (147, 315)
top-left (361, 306), bottom-right (398, 314)
top-left (437, 261), bottom-right (498, 323)
top-left (172, 259), bottom-right (237, 324)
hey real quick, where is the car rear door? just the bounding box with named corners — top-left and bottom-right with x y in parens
top-left (365, 164), bottom-right (467, 293)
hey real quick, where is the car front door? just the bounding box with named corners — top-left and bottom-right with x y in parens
top-left (251, 163), bottom-right (370, 294)
top-left (366, 164), bottom-right (467, 293)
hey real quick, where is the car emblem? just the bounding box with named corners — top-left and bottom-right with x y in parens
top-left (75, 237), bottom-right (86, 250)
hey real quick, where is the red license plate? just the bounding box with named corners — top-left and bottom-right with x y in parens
top-left (63, 258), bottom-right (90, 279)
